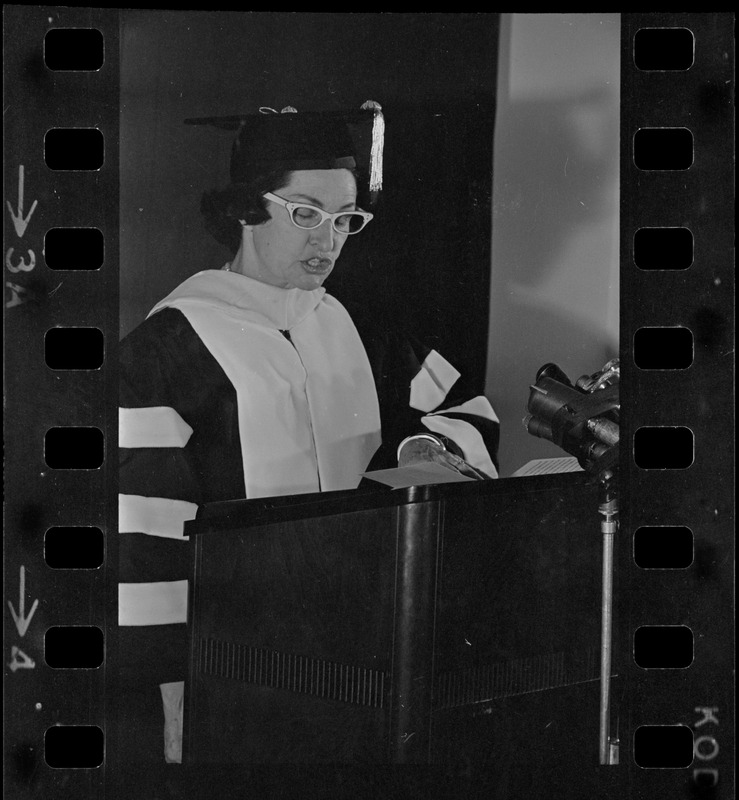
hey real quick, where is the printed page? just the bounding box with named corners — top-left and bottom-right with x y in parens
top-left (511, 456), bottom-right (584, 477)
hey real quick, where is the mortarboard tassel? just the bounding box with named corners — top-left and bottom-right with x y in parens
top-left (361, 100), bottom-right (384, 193)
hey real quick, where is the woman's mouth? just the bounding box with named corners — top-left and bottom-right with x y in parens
top-left (301, 257), bottom-right (333, 274)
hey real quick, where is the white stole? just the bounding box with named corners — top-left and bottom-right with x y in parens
top-left (149, 270), bottom-right (382, 498)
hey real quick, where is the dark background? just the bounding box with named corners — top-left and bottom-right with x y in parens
top-left (120, 11), bottom-right (499, 391)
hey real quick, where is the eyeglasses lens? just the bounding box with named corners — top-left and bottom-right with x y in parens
top-left (291, 206), bottom-right (368, 234)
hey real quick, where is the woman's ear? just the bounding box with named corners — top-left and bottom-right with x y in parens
top-left (238, 219), bottom-right (253, 231)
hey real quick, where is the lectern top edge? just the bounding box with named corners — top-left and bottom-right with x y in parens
top-left (184, 471), bottom-right (593, 537)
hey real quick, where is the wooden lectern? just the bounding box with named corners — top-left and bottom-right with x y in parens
top-left (184, 473), bottom-right (614, 777)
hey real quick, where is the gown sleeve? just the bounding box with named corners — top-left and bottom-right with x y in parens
top-left (118, 308), bottom-right (208, 689)
top-left (118, 308), bottom-right (245, 764)
top-left (352, 310), bottom-right (500, 478)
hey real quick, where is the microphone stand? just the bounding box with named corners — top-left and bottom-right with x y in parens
top-left (597, 467), bottom-right (619, 765)
top-left (524, 359), bottom-right (622, 763)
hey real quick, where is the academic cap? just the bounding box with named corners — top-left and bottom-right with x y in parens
top-left (184, 101), bottom-right (384, 192)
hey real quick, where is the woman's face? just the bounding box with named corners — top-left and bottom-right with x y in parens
top-left (243, 168), bottom-right (357, 291)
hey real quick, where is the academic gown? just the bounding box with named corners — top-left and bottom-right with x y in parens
top-left (117, 269), bottom-right (500, 765)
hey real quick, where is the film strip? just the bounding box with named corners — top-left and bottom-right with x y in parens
top-left (4, 7), bottom-right (118, 797)
top-left (620, 13), bottom-right (734, 794)
top-left (3, 10), bottom-right (734, 799)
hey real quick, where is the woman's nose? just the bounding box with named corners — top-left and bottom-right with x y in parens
top-left (309, 219), bottom-right (335, 250)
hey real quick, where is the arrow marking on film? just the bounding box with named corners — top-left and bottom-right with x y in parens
top-left (8, 566), bottom-right (39, 638)
top-left (6, 165), bottom-right (39, 238)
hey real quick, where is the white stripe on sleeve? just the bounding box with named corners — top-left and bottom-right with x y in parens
top-left (119, 406), bottom-right (194, 449)
top-left (160, 681), bottom-right (185, 764)
top-left (118, 580), bottom-right (188, 626)
top-left (119, 494), bottom-right (197, 540)
top-left (409, 350), bottom-right (461, 412)
top-left (421, 414), bottom-right (499, 479)
top-left (432, 395), bottom-right (499, 423)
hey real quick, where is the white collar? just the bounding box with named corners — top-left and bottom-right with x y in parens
top-left (149, 269), bottom-right (325, 330)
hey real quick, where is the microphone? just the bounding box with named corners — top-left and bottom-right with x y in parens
top-left (524, 360), bottom-right (619, 473)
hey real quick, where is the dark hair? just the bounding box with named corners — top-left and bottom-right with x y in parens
top-left (200, 167), bottom-right (294, 255)
top-left (201, 166), bottom-right (363, 255)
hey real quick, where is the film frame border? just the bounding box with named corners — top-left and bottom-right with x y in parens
top-left (4, 6), bottom-right (118, 797)
top-left (620, 12), bottom-right (734, 797)
top-left (2, 9), bottom-right (734, 799)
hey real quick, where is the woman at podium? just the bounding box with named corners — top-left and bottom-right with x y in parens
top-left (116, 102), bottom-right (500, 768)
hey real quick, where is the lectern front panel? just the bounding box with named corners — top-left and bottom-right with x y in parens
top-left (186, 474), bottom-right (608, 771)
top-left (429, 476), bottom-right (609, 794)
top-left (187, 504), bottom-right (400, 763)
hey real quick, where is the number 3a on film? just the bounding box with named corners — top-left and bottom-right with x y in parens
top-left (5, 164), bottom-right (39, 307)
